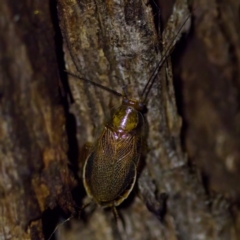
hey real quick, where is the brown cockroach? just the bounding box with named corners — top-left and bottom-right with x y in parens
top-left (80, 16), bottom-right (190, 215)
top-left (47, 3), bottom-right (190, 239)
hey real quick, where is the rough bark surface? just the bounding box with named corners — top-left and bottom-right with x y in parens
top-left (0, 1), bottom-right (75, 239)
top-left (0, 0), bottom-right (239, 240)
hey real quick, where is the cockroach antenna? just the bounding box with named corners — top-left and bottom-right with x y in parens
top-left (65, 71), bottom-right (123, 97)
top-left (66, 13), bottom-right (190, 104)
top-left (141, 14), bottom-right (191, 103)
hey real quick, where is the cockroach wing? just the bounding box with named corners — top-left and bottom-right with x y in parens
top-left (83, 126), bottom-right (142, 207)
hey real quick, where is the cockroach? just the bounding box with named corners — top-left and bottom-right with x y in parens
top-left (83, 96), bottom-right (144, 213)
top-left (75, 16), bottom-right (191, 215)
top-left (47, 4), bottom-right (191, 240)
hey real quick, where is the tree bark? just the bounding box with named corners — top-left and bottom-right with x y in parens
top-left (0, 1), bottom-right (75, 239)
top-left (0, 0), bottom-right (239, 239)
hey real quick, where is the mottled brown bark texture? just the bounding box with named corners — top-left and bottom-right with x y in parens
top-left (0, 0), bottom-right (239, 239)
top-left (0, 1), bottom-right (75, 239)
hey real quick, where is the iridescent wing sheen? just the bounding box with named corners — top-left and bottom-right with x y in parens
top-left (83, 126), bottom-right (142, 206)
